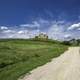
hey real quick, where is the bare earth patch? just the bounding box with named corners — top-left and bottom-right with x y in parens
top-left (19, 47), bottom-right (80, 80)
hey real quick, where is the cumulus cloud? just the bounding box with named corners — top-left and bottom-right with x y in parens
top-left (63, 34), bottom-right (72, 40)
top-left (0, 19), bottom-right (69, 40)
top-left (77, 28), bottom-right (80, 30)
top-left (68, 23), bottom-right (80, 30)
top-left (20, 21), bottom-right (40, 28)
top-left (2, 30), bottom-right (15, 33)
top-left (11, 34), bottom-right (30, 39)
top-left (47, 21), bottom-right (67, 40)
top-left (64, 34), bottom-right (71, 38)
top-left (18, 31), bottom-right (24, 34)
top-left (0, 26), bottom-right (8, 30)
top-left (0, 19), bottom-right (80, 40)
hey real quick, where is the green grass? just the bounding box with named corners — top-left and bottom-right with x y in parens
top-left (0, 39), bottom-right (68, 80)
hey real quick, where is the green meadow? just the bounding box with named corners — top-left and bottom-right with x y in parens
top-left (0, 39), bottom-right (68, 80)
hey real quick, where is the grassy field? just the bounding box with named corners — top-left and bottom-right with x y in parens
top-left (0, 39), bottom-right (68, 80)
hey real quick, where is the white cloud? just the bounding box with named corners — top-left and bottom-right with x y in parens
top-left (0, 26), bottom-right (8, 30)
top-left (12, 34), bottom-right (30, 39)
top-left (0, 19), bottom-right (80, 40)
top-left (0, 21), bottom-right (70, 40)
top-left (18, 31), bottom-right (24, 34)
top-left (20, 21), bottom-right (40, 28)
top-left (47, 21), bottom-right (66, 40)
top-left (20, 24), bottom-right (31, 27)
top-left (33, 21), bottom-right (40, 27)
top-left (77, 28), bottom-right (80, 30)
top-left (64, 34), bottom-right (71, 38)
top-left (68, 23), bottom-right (80, 30)
top-left (12, 30), bottom-right (39, 39)
top-left (2, 30), bottom-right (15, 33)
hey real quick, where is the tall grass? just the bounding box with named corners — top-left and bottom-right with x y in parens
top-left (0, 39), bottom-right (68, 80)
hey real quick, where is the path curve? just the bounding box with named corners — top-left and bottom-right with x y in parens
top-left (20, 47), bottom-right (80, 80)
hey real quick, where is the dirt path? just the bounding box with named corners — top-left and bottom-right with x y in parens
top-left (20, 47), bottom-right (80, 80)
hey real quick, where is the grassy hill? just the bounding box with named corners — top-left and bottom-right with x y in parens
top-left (0, 39), bottom-right (68, 80)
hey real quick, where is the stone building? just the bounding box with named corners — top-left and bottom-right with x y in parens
top-left (35, 33), bottom-right (48, 40)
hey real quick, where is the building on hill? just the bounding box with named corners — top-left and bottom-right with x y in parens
top-left (35, 33), bottom-right (48, 40)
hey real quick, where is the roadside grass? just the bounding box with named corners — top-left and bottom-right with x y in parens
top-left (0, 39), bottom-right (68, 80)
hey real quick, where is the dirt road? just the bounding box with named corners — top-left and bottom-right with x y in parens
top-left (20, 47), bottom-right (80, 80)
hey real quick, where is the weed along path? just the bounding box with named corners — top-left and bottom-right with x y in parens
top-left (19, 47), bottom-right (80, 80)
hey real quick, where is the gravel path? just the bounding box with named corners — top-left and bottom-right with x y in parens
top-left (20, 47), bottom-right (80, 80)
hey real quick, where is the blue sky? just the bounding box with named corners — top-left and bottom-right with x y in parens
top-left (0, 0), bottom-right (80, 40)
